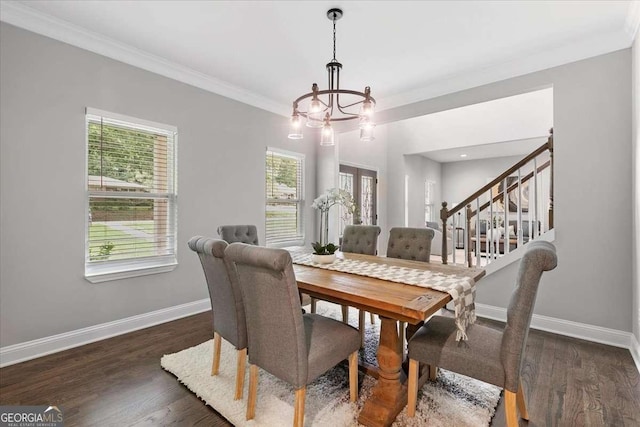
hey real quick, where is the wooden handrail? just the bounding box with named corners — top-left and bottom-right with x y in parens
top-left (445, 136), bottom-right (552, 219)
top-left (469, 160), bottom-right (550, 217)
top-left (440, 130), bottom-right (553, 265)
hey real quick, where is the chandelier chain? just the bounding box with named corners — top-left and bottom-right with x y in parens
top-left (332, 16), bottom-right (337, 61)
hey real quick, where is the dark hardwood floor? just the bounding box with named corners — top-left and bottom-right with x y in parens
top-left (1, 312), bottom-right (638, 426)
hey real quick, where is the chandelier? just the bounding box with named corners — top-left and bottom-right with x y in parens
top-left (288, 8), bottom-right (376, 145)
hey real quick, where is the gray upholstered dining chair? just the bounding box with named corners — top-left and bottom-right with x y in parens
top-left (311, 224), bottom-right (382, 345)
top-left (225, 243), bottom-right (360, 427)
top-left (406, 241), bottom-right (558, 427)
top-left (386, 227), bottom-right (435, 262)
top-left (188, 236), bottom-right (247, 400)
top-left (217, 224), bottom-right (259, 245)
top-left (341, 224), bottom-right (381, 255)
top-left (385, 227), bottom-right (435, 353)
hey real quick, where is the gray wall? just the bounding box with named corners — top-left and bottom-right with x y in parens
top-left (441, 155), bottom-right (522, 207)
top-left (379, 49), bottom-right (632, 332)
top-left (403, 155), bottom-right (442, 229)
top-left (633, 35), bottom-right (640, 344)
top-left (0, 23), bottom-right (317, 347)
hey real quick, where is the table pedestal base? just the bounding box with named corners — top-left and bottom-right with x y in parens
top-left (358, 317), bottom-right (407, 427)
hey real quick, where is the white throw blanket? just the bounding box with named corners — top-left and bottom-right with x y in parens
top-left (291, 252), bottom-right (476, 341)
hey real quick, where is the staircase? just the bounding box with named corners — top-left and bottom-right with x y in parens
top-left (440, 130), bottom-right (554, 267)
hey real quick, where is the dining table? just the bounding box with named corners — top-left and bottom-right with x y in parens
top-left (292, 251), bottom-right (485, 427)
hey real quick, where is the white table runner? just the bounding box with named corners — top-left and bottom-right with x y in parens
top-left (291, 252), bottom-right (476, 341)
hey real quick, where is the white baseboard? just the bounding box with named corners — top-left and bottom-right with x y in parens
top-left (631, 333), bottom-right (640, 374)
top-left (2, 299), bottom-right (637, 372)
top-left (476, 303), bottom-right (634, 350)
top-left (0, 298), bottom-right (211, 368)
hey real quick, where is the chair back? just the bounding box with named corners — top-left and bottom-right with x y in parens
top-left (500, 240), bottom-right (557, 392)
top-left (187, 236), bottom-right (247, 350)
top-left (341, 225), bottom-right (381, 255)
top-left (217, 225), bottom-right (259, 245)
top-left (386, 227), bottom-right (434, 262)
top-left (225, 243), bottom-right (308, 388)
top-left (425, 221), bottom-right (440, 231)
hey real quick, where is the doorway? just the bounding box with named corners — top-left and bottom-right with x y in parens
top-left (339, 165), bottom-right (377, 234)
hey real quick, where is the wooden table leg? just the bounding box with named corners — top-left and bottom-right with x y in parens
top-left (358, 316), bottom-right (407, 427)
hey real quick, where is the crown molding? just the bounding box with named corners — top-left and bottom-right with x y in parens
top-left (625, 0), bottom-right (640, 43)
top-left (380, 27), bottom-right (632, 111)
top-left (0, 1), bottom-right (291, 117)
top-left (1, 1), bottom-right (635, 117)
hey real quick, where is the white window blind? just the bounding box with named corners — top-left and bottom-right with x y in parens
top-left (265, 149), bottom-right (304, 246)
top-left (85, 108), bottom-right (178, 282)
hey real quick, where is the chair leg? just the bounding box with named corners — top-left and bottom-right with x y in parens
top-left (341, 305), bottom-right (349, 324)
top-left (294, 387), bottom-right (306, 427)
top-left (504, 390), bottom-right (519, 427)
top-left (234, 348), bottom-right (247, 400)
top-left (246, 364), bottom-right (258, 420)
top-left (349, 351), bottom-right (358, 402)
top-left (399, 321), bottom-right (406, 357)
top-left (407, 358), bottom-right (419, 417)
top-left (369, 312), bottom-right (375, 324)
top-left (517, 381), bottom-right (529, 420)
top-left (212, 332), bottom-right (221, 376)
top-left (358, 310), bottom-right (365, 348)
top-left (310, 297), bottom-right (317, 314)
top-left (428, 365), bottom-right (438, 381)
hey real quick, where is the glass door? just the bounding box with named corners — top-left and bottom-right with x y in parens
top-left (339, 165), bottom-right (377, 235)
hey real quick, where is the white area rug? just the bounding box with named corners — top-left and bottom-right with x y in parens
top-left (161, 302), bottom-right (501, 426)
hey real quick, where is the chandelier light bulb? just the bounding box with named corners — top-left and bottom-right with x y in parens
top-left (288, 114), bottom-right (303, 140)
top-left (360, 100), bottom-right (375, 118)
top-left (306, 98), bottom-right (324, 128)
top-left (359, 115), bottom-right (375, 130)
top-left (320, 114), bottom-right (335, 146)
top-left (359, 115), bottom-right (375, 142)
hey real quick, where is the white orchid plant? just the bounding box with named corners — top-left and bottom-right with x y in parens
top-left (311, 188), bottom-right (356, 251)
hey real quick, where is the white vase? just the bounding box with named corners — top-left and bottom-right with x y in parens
top-left (311, 253), bottom-right (336, 264)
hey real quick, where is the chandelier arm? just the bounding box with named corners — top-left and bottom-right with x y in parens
top-left (337, 99), bottom-right (366, 109)
top-left (294, 89), bottom-right (372, 105)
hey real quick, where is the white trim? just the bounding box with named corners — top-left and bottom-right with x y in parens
top-left (0, 2), bottom-right (290, 117)
top-left (476, 303), bottom-right (634, 350)
top-left (339, 160), bottom-right (380, 174)
top-left (85, 260), bottom-right (178, 283)
top-left (265, 146), bottom-right (306, 161)
top-left (0, 299), bottom-right (211, 368)
top-left (380, 29), bottom-right (630, 112)
top-left (625, 0), bottom-right (640, 43)
top-left (1, 1), bottom-right (633, 118)
top-left (631, 334), bottom-right (640, 374)
top-left (86, 107), bottom-right (178, 133)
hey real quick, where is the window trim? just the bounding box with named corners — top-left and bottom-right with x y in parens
top-left (425, 179), bottom-right (435, 224)
top-left (265, 147), bottom-right (305, 248)
top-left (84, 108), bottom-right (178, 283)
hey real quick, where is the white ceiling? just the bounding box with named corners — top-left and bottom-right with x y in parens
top-left (1, 1), bottom-right (637, 118)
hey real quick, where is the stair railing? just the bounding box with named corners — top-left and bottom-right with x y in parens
top-left (440, 129), bottom-right (554, 266)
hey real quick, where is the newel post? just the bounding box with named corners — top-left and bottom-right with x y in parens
top-left (548, 128), bottom-right (554, 229)
top-left (440, 202), bottom-right (449, 265)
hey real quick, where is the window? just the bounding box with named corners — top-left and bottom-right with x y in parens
top-left (85, 108), bottom-right (177, 282)
top-left (265, 149), bottom-right (304, 246)
top-left (425, 179), bottom-right (435, 224)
